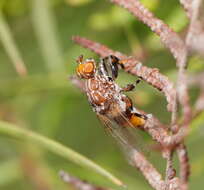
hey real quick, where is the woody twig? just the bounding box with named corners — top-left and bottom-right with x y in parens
top-left (59, 170), bottom-right (107, 190)
top-left (179, 0), bottom-right (194, 18)
top-left (180, 0), bottom-right (204, 55)
top-left (187, 72), bottom-right (204, 114)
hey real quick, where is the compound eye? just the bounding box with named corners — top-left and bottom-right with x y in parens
top-left (84, 61), bottom-right (95, 74)
top-left (76, 60), bottom-right (95, 79)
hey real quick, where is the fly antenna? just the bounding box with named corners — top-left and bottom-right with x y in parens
top-left (76, 55), bottom-right (83, 64)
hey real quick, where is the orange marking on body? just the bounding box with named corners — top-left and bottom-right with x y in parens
top-left (89, 78), bottom-right (99, 90)
top-left (129, 114), bottom-right (145, 127)
top-left (92, 92), bottom-right (106, 105)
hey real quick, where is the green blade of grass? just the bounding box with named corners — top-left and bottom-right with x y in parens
top-left (0, 120), bottom-right (124, 187)
top-left (0, 11), bottom-right (27, 76)
top-left (30, 0), bottom-right (64, 72)
top-left (0, 159), bottom-right (21, 186)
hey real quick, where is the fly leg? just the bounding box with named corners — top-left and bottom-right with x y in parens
top-left (121, 84), bottom-right (135, 92)
top-left (121, 79), bottom-right (141, 92)
top-left (136, 79), bottom-right (141, 85)
top-left (134, 112), bottom-right (148, 120)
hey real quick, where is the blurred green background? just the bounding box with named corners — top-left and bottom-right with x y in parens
top-left (0, 0), bottom-right (204, 189)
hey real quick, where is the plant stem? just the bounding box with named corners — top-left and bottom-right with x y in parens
top-left (0, 120), bottom-right (124, 187)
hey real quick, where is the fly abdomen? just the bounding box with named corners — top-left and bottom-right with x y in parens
top-left (113, 112), bottom-right (146, 128)
top-left (129, 113), bottom-right (146, 127)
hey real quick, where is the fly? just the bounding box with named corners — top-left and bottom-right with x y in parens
top-left (76, 55), bottom-right (148, 155)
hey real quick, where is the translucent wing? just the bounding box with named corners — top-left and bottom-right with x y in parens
top-left (97, 112), bottom-right (150, 160)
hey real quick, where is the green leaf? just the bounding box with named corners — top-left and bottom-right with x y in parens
top-left (0, 159), bottom-right (21, 186)
top-left (0, 120), bottom-right (124, 187)
top-left (30, 0), bottom-right (65, 72)
top-left (0, 11), bottom-right (27, 76)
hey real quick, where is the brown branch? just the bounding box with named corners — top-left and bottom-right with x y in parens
top-left (189, 30), bottom-right (204, 55)
top-left (72, 36), bottom-right (125, 59)
top-left (176, 68), bottom-right (192, 124)
top-left (179, 0), bottom-right (194, 18)
top-left (172, 2), bottom-right (203, 184)
top-left (176, 66), bottom-right (191, 136)
top-left (195, 90), bottom-right (204, 113)
top-left (176, 144), bottom-right (190, 184)
top-left (144, 116), bottom-right (188, 150)
top-left (187, 71), bottom-right (204, 87)
top-left (186, 0), bottom-right (202, 43)
top-left (182, 0), bottom-right (204, 55)
top-left (173, 0), bottom-right (195, 183)
top-left (130, 149), bottom-right (183, 190)
top-left (110, 0), bottom-right (187, 67)
top-left (59, 170), bottom-right (107, 190)
top-left (188, 72), bottom-right (204, 113)
top-left (143, 116), bottom-right (171, 146)
top-left (169, 123), bottom-right (190, 187)
top-left (163, 151), bottom-right (177, 190)
top-left (164, 151), bottom-right (176, 181)
top-left (129, 150), bottom-right (166, 190)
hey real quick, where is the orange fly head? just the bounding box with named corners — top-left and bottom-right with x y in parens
top-left (76, 55), bottom-right (96, 79)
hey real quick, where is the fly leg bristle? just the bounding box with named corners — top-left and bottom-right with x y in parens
top-left (136, 79), bottom-right (141, 85)
top-left (121, 84), bottom-right (135, 92)
top-left (121, 79), bottom-right (141, 92)
top-left (76, 54), bottom-right (83, 63)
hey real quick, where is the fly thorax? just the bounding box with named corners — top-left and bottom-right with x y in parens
top-left (85, 75), bottom-right (116, 114)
